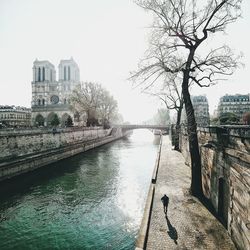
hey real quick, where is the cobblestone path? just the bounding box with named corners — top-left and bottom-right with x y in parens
top-left (146, 136), bottom-right (236, 250)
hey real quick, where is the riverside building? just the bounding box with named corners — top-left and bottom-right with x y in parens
top-left (218, 94), bottom-right (250, 120)
top-left (0, 105), bottom-right (31, 127)
top-left (180, 95), bottom-right (210, 126)
top-left (192, 95), bottom-right (210, 126)
top-left (31, 58), bottom-right (80, 126)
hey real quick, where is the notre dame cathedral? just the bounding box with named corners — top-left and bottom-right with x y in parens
top-left (31, 58), bottom-right (80, 127)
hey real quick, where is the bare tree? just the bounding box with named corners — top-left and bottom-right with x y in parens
top-left (98, 89), bottom-right (118, 125)
top-left (130, 37), bottom-right (185, 149)
top-left (145, 75), bottom-right (184, 150)
top-left (70, 82), bottom-right (119, 127)
top-left (70, 82), bottom-right (103, 125)
top-left (134, 0), bottom-right (242, 197)
top-left (153, 108), bottom-right (171, 125)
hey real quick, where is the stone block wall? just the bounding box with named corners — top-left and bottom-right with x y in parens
top-left (178, 126), bottom-right (250, 250)
top-left (0, 128), bottom-right (111, 162)
top-left (0, 127), bottom-right (116, 181)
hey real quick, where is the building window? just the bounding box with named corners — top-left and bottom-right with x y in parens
top-left (38, 68), bottom-right (41, 82)
top-left (64, 66), bottom-right (66, 80)
top-left (68, 66), bottom-right (70, 80)
top-left (42, 99), bottom-right (45, 105)
top-left (64, 98), bottom-right (67, 104)
top-left (42, 67), bottom-right (45, 81)
top-left (38, 99), bottom-right (41, 106)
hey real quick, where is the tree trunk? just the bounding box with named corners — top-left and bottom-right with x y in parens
top-left (182, 49), bottom-right (203, 198)
top-left (174, 105), bottom-right (183, 150)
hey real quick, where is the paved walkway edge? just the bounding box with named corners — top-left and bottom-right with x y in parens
top-left (135, 136), bottom-right (162, 250)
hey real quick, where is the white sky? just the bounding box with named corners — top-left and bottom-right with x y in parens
top-left (0, 0), bottom-right (249, 123)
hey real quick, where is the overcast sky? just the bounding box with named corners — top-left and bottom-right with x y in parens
top-left (0, 0), bottom-right (249, 123)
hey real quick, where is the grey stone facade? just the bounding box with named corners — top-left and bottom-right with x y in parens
top-left (181, 95), bottom-right (210, 126)
top-left (31, 58), bottom-right (80, 127)
top-left (218, 93), bottom-right (250, 120)
top-left (192, 95), bottom-right (210, 126)
top-left (178, 126), bottom-right (250, 250)
top-left (0, 105), bottom-right (31, 127)
top-left (0, 127), bottom-right (129, 182)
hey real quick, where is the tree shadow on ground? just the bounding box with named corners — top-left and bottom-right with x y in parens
top-left (166, 215), bottom-right (178, 245)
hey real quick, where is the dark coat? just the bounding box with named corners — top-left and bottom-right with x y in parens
top-left (161, 195), bottom-right (169, 206)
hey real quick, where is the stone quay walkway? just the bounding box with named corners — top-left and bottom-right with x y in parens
top-left (145, 136), bottom-right (236, 250)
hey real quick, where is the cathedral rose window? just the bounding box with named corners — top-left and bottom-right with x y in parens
top-left (51, 95), bottom-right (59, 104)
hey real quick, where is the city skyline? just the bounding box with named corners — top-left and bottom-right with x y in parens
top-left (0, 0), bottom-right (249, 123)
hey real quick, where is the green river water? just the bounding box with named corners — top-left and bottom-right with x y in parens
top-left (0, 130), bottom-right (160, 250)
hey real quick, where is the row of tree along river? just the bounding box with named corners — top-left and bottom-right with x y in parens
top-left (0, 129), bottom-right (160, 249)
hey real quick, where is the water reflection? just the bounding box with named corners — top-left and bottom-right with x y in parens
top-left (0, 129), bottom-right (159, 250)
top-left (153, 135), bottom-right (161, 145)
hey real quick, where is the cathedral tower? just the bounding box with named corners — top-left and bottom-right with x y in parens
top-left (33, 59), bottom-right (56, 83)
top-left (58, 57), bottom-right (80, 82)
top-left (31, 58), bottom-right (80, 127)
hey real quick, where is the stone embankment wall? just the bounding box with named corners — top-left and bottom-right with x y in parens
top-left (178, 126), bottom-right (250, 250)
top-left (0, 127), bottom-right (126, 182)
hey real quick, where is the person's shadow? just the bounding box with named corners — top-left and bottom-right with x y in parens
top-left (166, 216), bottom-right (178, 245)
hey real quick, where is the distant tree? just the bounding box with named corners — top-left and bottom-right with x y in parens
top-left (98, 89), bottom-right (118, 125)
top-left (70, 82), bottom-right (119, 127)
top-left (243, 112), bottom-right (250, 125)
top-left (66, 116), bottom-right (73, 127)
top-left (153, 108), bottom-right (170, 125)
top-left (210, 117), bottom-right (219, 125)
top-left (113, 113), bottom-right (124, 125)
top-left (219, 112), bottom-right (240, 125)
top-left (86, 117), bottom-right (99, 127)
top-left (134, 0), bottom-right (242, 197)
top-left (35, 114), bottom-right (45, 127)
top-left (50, 114), bottom-right (60, 127)
top-left (144, 75), bottom-right (184, 150)
top-left (103, 118), bottom-right (110, 129)
top-left (70, 82), bottom-right (102, 126)
top-left (74, 112), bottom-right (80, 122)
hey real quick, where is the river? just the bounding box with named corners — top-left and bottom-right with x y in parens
top-left (0, 130), bottom-right (160, 250)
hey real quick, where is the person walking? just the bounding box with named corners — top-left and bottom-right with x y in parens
top-left (161, 194), bottom-right (169, 215)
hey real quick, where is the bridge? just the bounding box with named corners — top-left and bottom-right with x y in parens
top-left (113, 124), bottom-right (170, 132)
